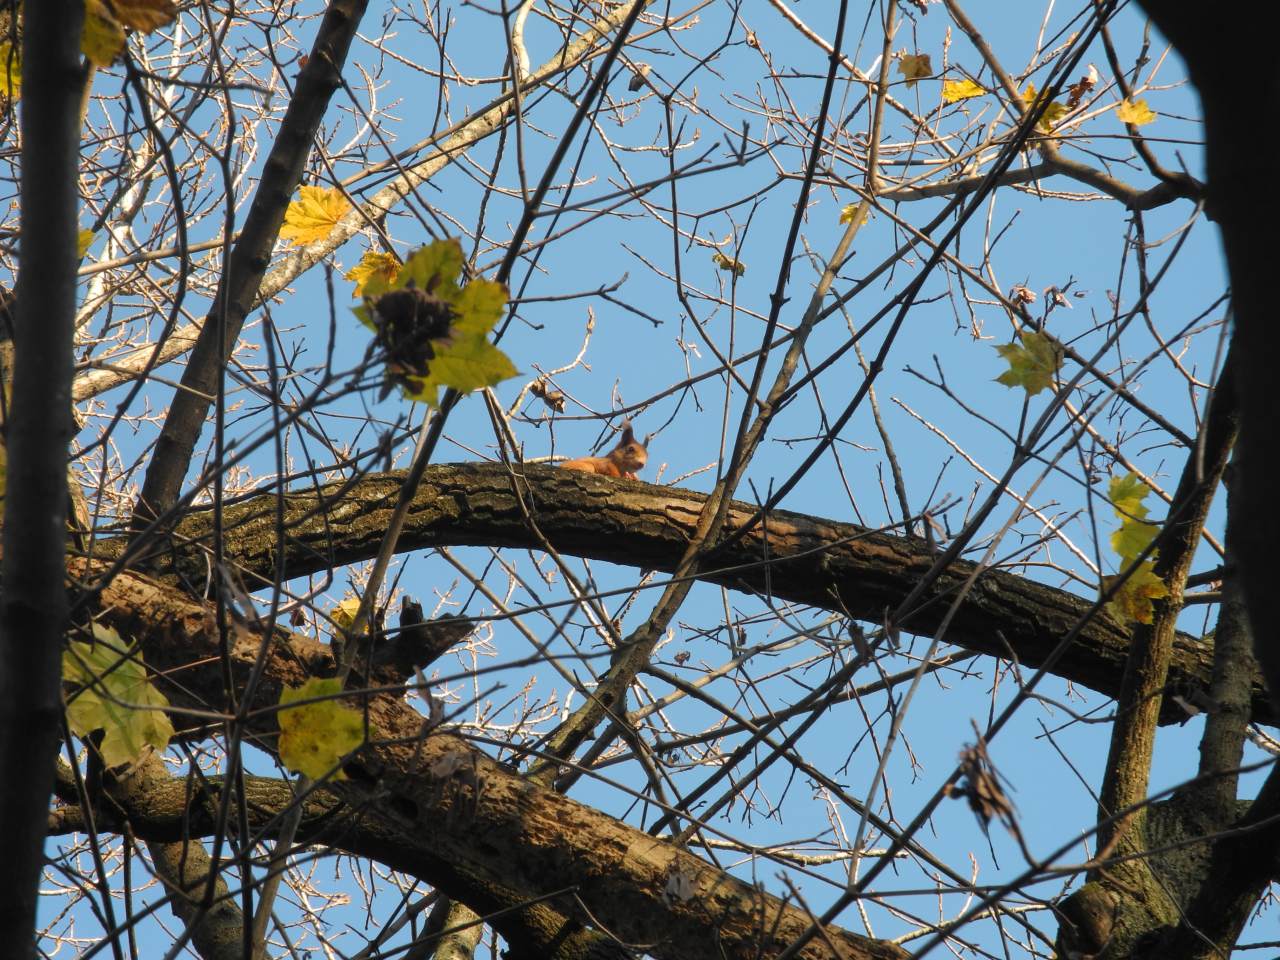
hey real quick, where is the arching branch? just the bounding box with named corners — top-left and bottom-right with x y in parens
top-left (106, 462), bottom-right (1267, 724)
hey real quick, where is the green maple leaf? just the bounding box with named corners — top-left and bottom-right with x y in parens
top-left (396, 238), bottom-right (465, 295)
top-left (1108, 471), bottom-right (1150, 524)
top-left (453, 277), bottom-right (508, 335)
top-left (277, 678), bottom-right (364, 781)
top-left (994, 330), bottom-right (1063, 395)
top-left (1111, 517), bottom-right (1158, 564)
top-left (406, 272), bottom-right (516, 406)
top-left (1107, 471), bottom-right (1160, 563)
top-left (64, 626), bottom-right (175, 767)
top-left (1101, 472), bottom-right (1165, 620)
top-left (354, 238), bottom-right (517, 405)
top-left (406, 331), bottom-right (520, 407)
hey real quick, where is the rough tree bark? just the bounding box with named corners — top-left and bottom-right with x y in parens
top-left (0, 2), bottom-right (83, 954)
top-left (1132, 6), bottom-right (1278, 718)
top-left (1053, 7), bottom-right (1280, 957)
top-left (75, 557), bottom-right (907, 960)
top-left (101, 463), bottom-right (1269, 724)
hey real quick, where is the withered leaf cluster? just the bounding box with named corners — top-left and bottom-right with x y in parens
top-left (367, 283), bottom-right (455, 399)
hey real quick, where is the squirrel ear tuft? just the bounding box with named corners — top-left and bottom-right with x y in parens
top-left (618, 420), bottom-right (634, 444)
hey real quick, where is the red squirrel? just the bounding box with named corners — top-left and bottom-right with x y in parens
top-left (559, 421), bottom-right (647, 479)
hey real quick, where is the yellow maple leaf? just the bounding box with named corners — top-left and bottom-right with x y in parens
top-left (1103, 561), bottom-right (1169, 625)
top-left (329, 595), bottom-right (362, 632)
top-left (994, 329), bottom-right (1063, 396)
top-left (111, 0), bottom-right (179, 32)
top-left (1108, 472), bottom-right (1151, 525)
top-left (941, 78), bottom-right (985, 104)
top-left (0, 39), bottom-right (21, 101)
top-left (277, 678), bottom-right (363, 781)
top-left (1116, 98), bottom-right (1156, 126)
top-left (712, 251), bottom-right (746, 276)
top-left (345, 250), bottom-right (402, 298)
top-left (82, 0), bottom-right (127, 68)
top-left (1021, 83), bottom-right (1066, 131)
top-left (839, 202), bottom-right (868, 226)
top-left (896, 52), bottom-right (933, 87)
top-left (280, 185), bottom-right (351, 247)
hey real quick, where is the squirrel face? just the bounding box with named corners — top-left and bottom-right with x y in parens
top-left (612, 432), bottom-right (647, 473)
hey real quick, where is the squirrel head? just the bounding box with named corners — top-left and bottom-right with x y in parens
top-left (612, 422), bottom-right (648, 472)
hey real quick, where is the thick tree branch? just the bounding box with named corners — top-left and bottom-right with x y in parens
top-left (1164, 761), bottom-right (1280, 958)
top-left (1193, 456), bottom-right (1255, 818)
top-left (52, 754), bottom-right (249, 960)
top-left (1070, 353), bottom-right (1237, 956)
top-left (108, 463), bottom-right (1270, 725)
top-left (1161, 485), bottom-right (1269, 953)
top-left (0, 2), bottom-right (84, 952)
top-left (1135, 4), bottom-right (1280, 719)
top-left (78, 560), bottom-right (906, 960)
top-left (1097, 355), bottom-right (1237, 844)
top-left (50, 762), bottom-right (629, 960)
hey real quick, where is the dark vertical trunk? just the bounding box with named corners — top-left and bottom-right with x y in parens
top-left (0, 2), bottom-right (84, 953)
